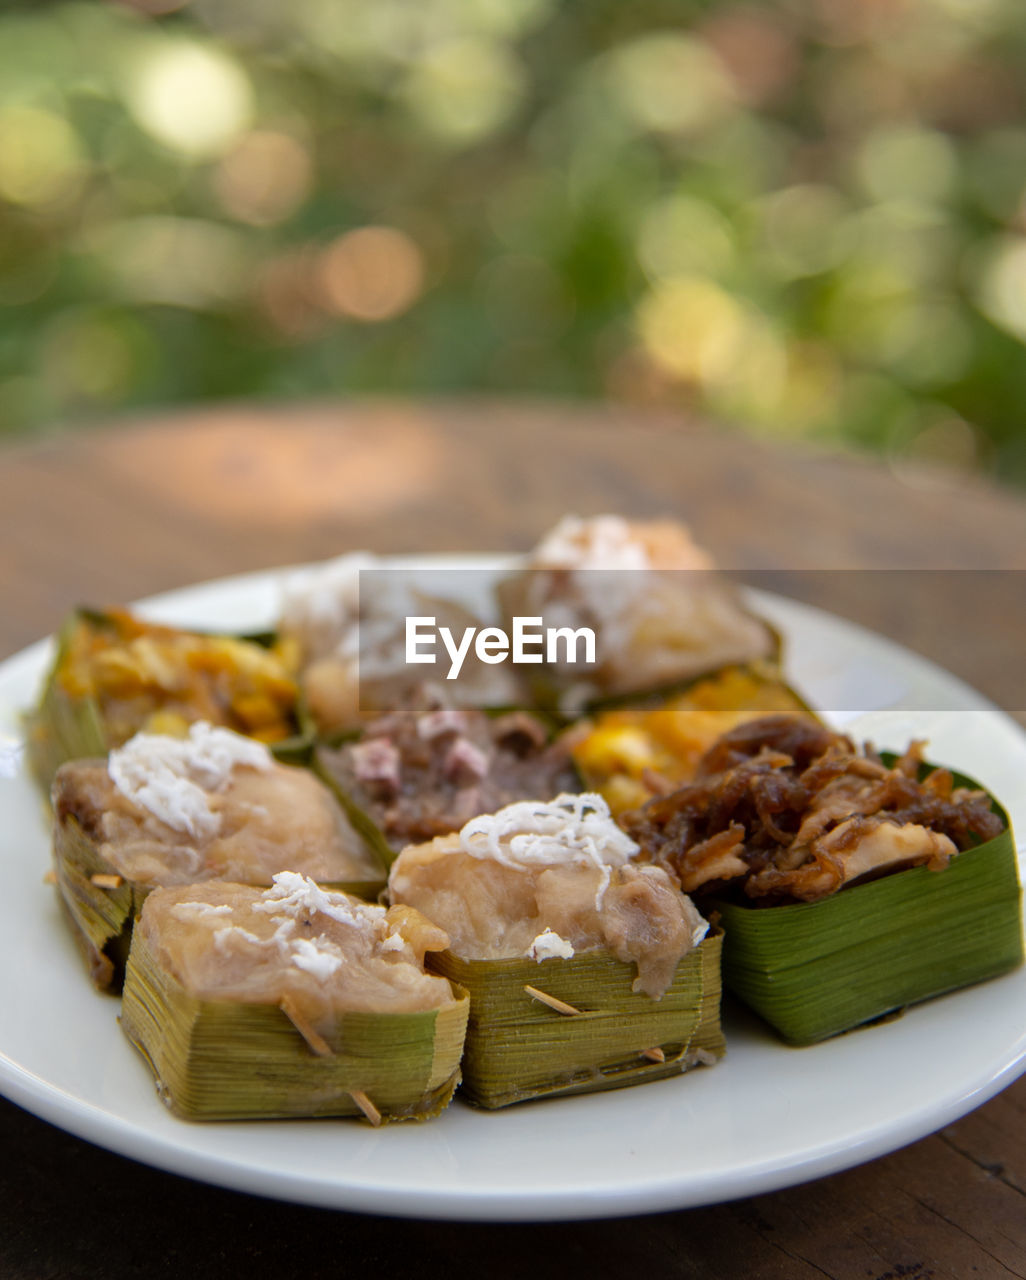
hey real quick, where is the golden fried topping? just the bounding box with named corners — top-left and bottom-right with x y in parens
top-left (57, 609), bottom-right (298, 745)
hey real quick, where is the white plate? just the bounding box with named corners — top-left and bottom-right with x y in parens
top-left (0, 562), bottom-right (1024, 1222)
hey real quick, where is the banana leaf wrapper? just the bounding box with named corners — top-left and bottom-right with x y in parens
top-left (313, 751), bottom-right (398, 871)
top-left (715, 765), bottom-right (1022, 1045)
top-left (26, 609), bottom-right (315, 803)
top-left (121, 926), bottom-right (470, 1122)
top-left (53, 814), bottom-right (385, 993)
top-left (427, 931), bottom-right (725, 1109)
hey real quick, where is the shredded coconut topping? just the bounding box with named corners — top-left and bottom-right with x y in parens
top-left (183, 875), bottom-right (403, 983)
top-left (532, 515), bottom-right (652, 571)
top-left (108, 721), bottom-right (273, 839)
top-left (459, 793), bottom-right (639, 909)
top-left (253, 870), bottom-right (389, 933)
top-left (279, 553), bottom-right (434, 679)
top-left (170, 901), bottom-right (232, 919)
top-left (213, 924), bottom-right (262, 952)
top-left (290, 936), bottom-right (346, 980)
top-left (528, 928), bottom-right (576, 961)
top-left (279, 552), bottom-right (374, 661)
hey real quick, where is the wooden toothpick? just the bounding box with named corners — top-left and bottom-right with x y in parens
top-left (524, 985), bottom-right (581, 1016)
top-left (279, 995), bottom-right (333, 1057)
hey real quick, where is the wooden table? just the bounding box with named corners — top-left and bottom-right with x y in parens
top-left (2, 400), bottom-right (1025, 1279)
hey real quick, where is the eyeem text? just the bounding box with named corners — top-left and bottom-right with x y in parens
top-left (405, 616), bottom-right (596, 680)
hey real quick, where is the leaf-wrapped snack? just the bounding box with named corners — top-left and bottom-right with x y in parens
top-left (121, 875), bottom-right (469, 1122)
top-left (625, 717), bottom-right (1022, 1043)
top-left (26, 608), bottom-right (306, 799)
top-left (278, 553), bottom-right (523, 737)
top-left (53, 723), bottom-right (385, 989)
top-left (388, 793), bottom-right (724, 1108)
top-left (496, 515), bottom-right (777, 718)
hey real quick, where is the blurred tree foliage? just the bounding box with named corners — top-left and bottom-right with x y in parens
top-left (2, 0), bottom-right (1026, 483)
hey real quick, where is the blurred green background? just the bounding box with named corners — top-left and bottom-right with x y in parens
top-left (2, 0), bottom-right (1026, 484)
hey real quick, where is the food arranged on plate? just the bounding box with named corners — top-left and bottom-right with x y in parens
top-left (388, 792), bottom-right (724, 1108)
top-left (623, 716), bottom-right (1021, 1043)
top-left (26, 514), bottom-right (1023, 1124)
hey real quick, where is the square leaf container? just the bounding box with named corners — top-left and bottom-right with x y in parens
top-left (428, 931), bottom-right (726, 1109)
top-left (716, 764), bottom-right (1022, 1045)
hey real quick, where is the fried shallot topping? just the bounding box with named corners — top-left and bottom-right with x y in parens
top-left (622, 715), bottom-right (1004, 903)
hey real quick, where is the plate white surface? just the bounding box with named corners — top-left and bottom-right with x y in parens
top-left (0, 561), bottom-right (1024, 1222)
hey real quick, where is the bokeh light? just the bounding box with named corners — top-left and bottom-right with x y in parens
top-left (126, 40), bottom-right (253, 159)
top-left (700, 7), bottom-right (797, 107)
top-left (0, 106), bottom-right (85, 208)
top-left (637, 196), bottom-right (735, 281)
top-left (607, 35), bottom-right (736, 136)
top-left (977, 237), bottom-right (1026, 344)
top-left (0, 0), bottom-right (1024, 485)
top-left (758, 185), bottom-right (850, 279)
top-left (401, 38), bottom-right (525, 145)
top-left (214, 131), bottom-right (312, 226)
top-left (85, 216), bottom-right (252, 308)
top-left (636, 276), bottom-right (748, 386)
top-left (857, 125), bottom-right (958, 206)
top-left (319, 227), bottom-right (425, 322)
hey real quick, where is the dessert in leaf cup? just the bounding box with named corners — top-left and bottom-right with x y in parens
top-left (623, 716), bottom-right (1021, 1043)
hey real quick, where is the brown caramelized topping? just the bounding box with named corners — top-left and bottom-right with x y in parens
top-left (623, 715), bottom-right (1005, 903)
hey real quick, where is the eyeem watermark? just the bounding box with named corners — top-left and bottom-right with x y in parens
top-left (406, 616), bottom-right (596, 680)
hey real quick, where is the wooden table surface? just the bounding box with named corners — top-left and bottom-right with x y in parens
top-left (2, 399), bottom-right (1025, 1280)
